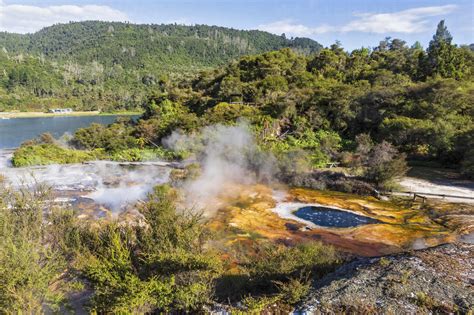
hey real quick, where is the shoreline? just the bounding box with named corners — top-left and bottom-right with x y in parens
top-left (0, 111), bottom-right (143, 119)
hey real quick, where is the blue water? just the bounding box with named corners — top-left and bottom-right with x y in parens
top-left (0, 115), bottom-right (139, 149)
top-left (294, 206), bottom-right (380, 228)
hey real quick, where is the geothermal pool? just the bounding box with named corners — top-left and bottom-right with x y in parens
top-left (1, 150), bottom-right (467, 256)
top-left (271, 201), bottom-right (381, 228)
top-left (294, 206), bottom-right (380, 228)
top-left (0, 149), bottom-right (172, 212)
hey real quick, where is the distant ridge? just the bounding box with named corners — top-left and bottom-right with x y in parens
top-left (0, 21), bottom-right (322, 112)
top-left (0, 21), bottom-right (322, 68)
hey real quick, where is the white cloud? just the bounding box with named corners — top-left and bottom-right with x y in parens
top-left (258, 4), bottom-right (457, 37)
top-left (0, 2), bottom-right (128, 33)
top-left (341, 5), bottom-right (457, 33)
top-left (258, 19), bottom-right (334, 37)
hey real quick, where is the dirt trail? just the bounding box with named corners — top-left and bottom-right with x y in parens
top-left (399, 177), bottom-right (474, 203)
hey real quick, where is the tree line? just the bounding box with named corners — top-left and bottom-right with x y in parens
top-left (13, 21), bottom-right (474, 185)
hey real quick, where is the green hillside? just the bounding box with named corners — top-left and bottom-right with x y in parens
top-left (0, 21), bottom-right (321, 112)
top-left (60, 22), bottom-right (473, 176)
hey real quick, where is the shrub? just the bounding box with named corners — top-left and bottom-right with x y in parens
top-left (202, 102), bottom-right (260, 125)
top-left (136, 97), bottom-right (200, 144)
top-left (0, 185), bottom-right (68, 312)
top-left (11, 143), bottom-right (100, 167)
top-left (265, 129), bottom-right (341, 171)
top-left (72, 119), bottom-right (137, 152)
top-left (364, 141), bottom-right (408, 189)
top-left (110, 147), bottom-right (181, 162)
top-left (282, 170), bottom-right (377, 196)
top-left (71, 185), bottom-right (223, 312)
top-left (77, 228), bottom-right (175, 313)
top-left (241, 295), bottom-right (280, 313)
top-left (274, 276), bottom-right (311, 305)
top-left (12, 143), bottom-right (181, 167)
top-left (217, 241), bottom-right (339, 305)
top-left (243, 241), bottom-right (338, 280)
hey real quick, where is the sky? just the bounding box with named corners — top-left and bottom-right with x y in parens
top-left (0, 0), bottom-right (472, 50)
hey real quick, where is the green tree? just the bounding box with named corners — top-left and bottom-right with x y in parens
top-left (426, 20), bottom-right (466, 78)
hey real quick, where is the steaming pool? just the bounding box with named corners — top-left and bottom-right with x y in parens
top-left (272, 201), bottom-right (381, 229)
top-left (0, 149), bottom-right (173, 212)
top-left (294, 206), bottom-right (380, 228)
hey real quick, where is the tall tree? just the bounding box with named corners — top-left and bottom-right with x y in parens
top-left (431, 20), bottom-right (453, 45)
top-left (426, 20), bottom-right (465, 78)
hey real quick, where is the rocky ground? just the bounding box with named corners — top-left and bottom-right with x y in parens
top-left (298, 242), bottom-right (473, 314)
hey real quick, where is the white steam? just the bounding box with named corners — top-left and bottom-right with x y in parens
top-left (0, 152), bottom-right (171, 211)
top-left (164, 122), bottom-right (276, 213)
top-left (1, 122), bottom-right (276, 214)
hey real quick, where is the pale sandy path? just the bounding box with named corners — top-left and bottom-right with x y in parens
top-left (399, 177), bottom-right (474, 204)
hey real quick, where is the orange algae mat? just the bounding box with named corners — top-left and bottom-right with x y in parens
top-left (206, 185), bottom-right (456, 257)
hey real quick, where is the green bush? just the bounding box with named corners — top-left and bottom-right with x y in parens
top-left (275, 276), bottom-right (312, 305)
top-left (0, 185), bottom-right (69, 312)
top-left (217, 241), bottom-right (339, 305)
top-left (77, 228), bottom-right (175, 313)
top-left (11, 143), bottom-right (101, 167)
top-left (243, 241), bottom-right (338, 279)
top-left (69, 185), bottom-right (223, 312)
top-left (72, 119), bottom-right (138, 152)
top-left (110, 147), bottom-right (181, 162)
top-left (202, 102), bottom-right (261, 124)
top-left (11, 143), bottom-right (182, 167)
top-left (264, 129), bottom-right (341, 171)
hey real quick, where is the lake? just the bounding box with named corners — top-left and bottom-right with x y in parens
top-left (0, 115), bottom-right (139, 149)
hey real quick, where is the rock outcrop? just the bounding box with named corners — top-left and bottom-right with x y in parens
top-left (299, 242), bottom-right (473, 314)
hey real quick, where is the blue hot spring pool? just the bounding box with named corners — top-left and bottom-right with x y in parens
top-left (294, 206), bottom-right (380, 228)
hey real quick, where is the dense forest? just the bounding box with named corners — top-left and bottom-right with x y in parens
top-left (0, 21), bottom-right (321, 111)
top-left (13, 21), bottom-right (474, 185)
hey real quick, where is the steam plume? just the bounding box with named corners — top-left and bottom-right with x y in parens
top-left (164, 121), bottom-right (276, 213)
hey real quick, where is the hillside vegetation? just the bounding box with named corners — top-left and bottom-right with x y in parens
top-left (0, 21), bottom-right (321, 112)
top-left (14, 21), bottom-right (474, 183)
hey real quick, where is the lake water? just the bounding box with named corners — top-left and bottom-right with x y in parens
top-left (0, 115), bottom-right (138, 149)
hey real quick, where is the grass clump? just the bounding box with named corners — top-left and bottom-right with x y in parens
top-left (414, 291), bottom-right (456, 313)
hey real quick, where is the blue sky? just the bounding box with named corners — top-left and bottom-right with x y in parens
top-left (1, 0), bottom-right (472, 50)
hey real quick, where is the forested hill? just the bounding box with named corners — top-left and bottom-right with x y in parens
top-left (0, 21), bottom-right (321, 69)
top-left (0, 21), bottom-right (321, 112)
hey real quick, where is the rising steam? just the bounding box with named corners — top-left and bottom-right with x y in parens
top-left (164, 121), bottom-right (276, 213)
top-left (1, 122), bottom-right (276, 214)
top-left (0, 152), bottom-right (171, 211)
